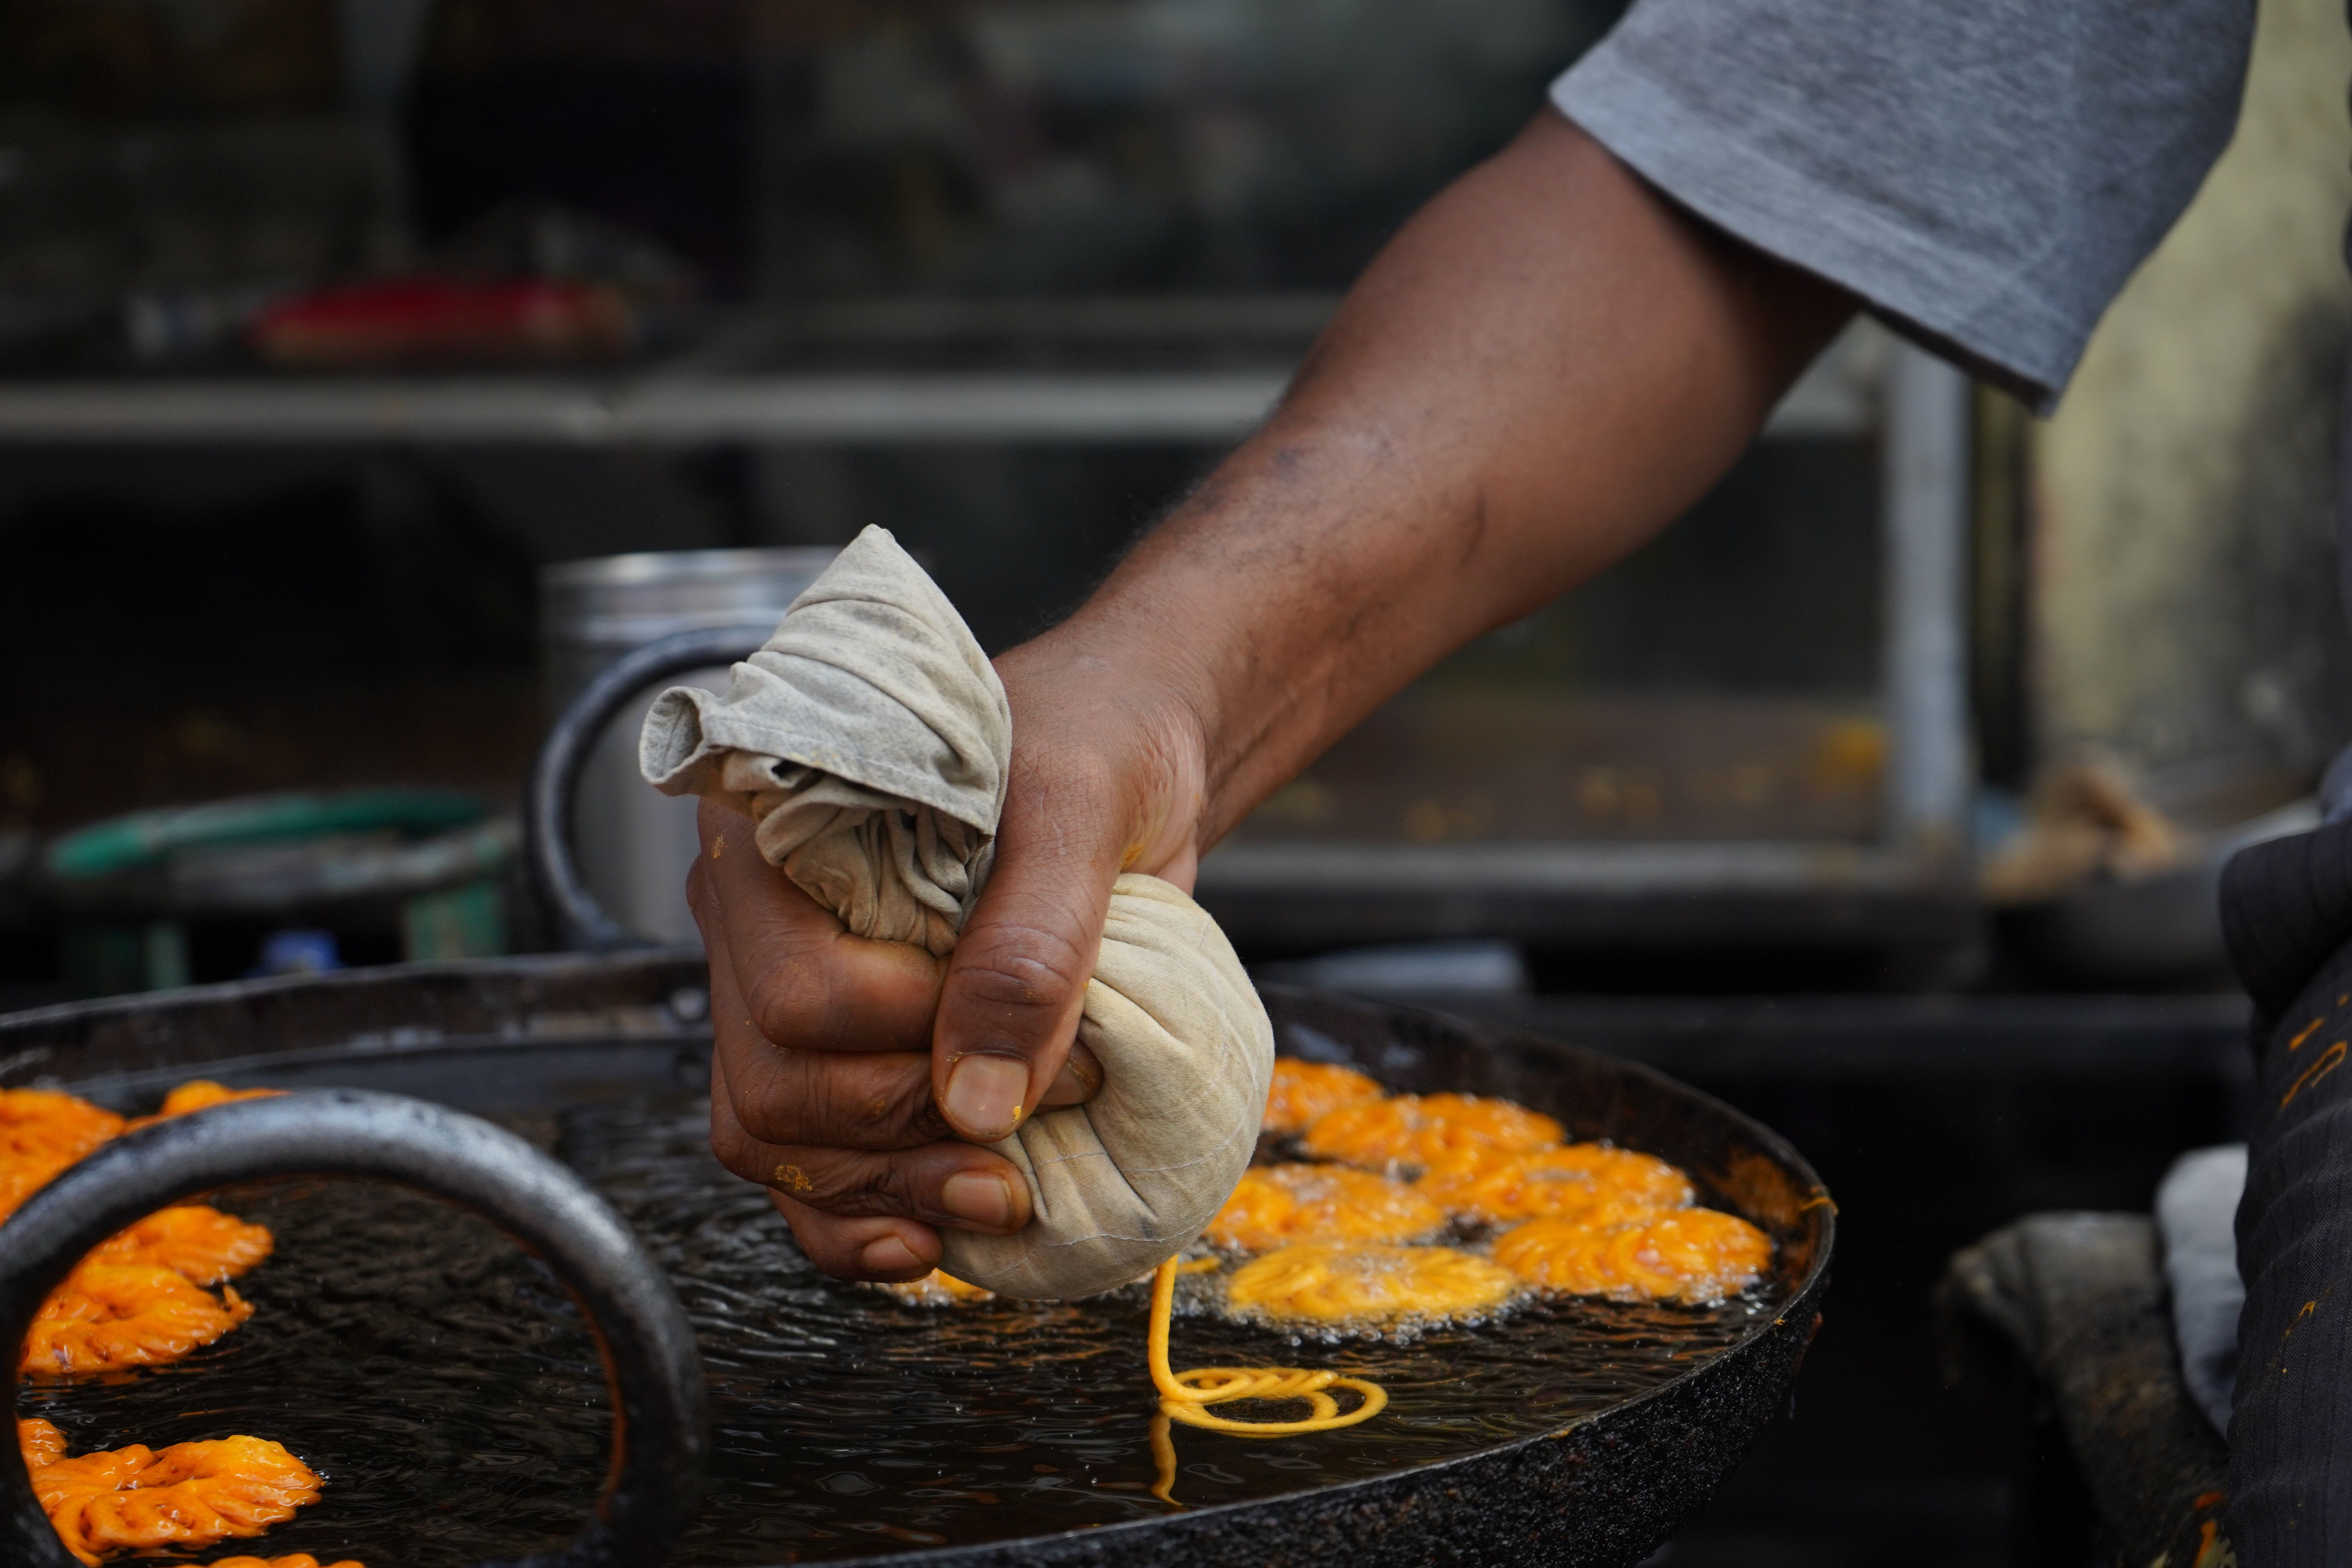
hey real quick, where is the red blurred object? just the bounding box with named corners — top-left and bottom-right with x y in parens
top-left (248, 278), bottom-right (634, 367)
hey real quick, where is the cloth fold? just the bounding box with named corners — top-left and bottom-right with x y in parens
top-left (2155, 1144), bottom-right (2246, 1439)
top-left (642, 525), bottom-right (1272, 1298)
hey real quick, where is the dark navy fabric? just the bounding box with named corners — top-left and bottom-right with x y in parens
top-left (2225, 821), bottom-right (2352, 1559)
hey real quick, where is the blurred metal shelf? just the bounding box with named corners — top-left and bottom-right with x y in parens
top-left (0, 370), bottom-right (1291, 445)
top-left (0, 312), bottom-right (1882, 446)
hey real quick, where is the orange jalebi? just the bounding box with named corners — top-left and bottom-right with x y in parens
top-left (1, 1090), bottom-right (124, 1165)
top-left (123, 1082), bottom-right (283, 1132)
top-left (28, 1427), bottom-right (325, 1566)
top-left (1205, 1164), bottom-right (1445, 1252)
top-left (1147, 1256), bottom-right (1388, 1438)
top-left (1223, 1242), bottom-right (1521, 1327)
top-left (1301, 1093), bottom-right (1562, 1174)
top-left (1261, 1059), bottom-right (1385, 1136)
top-left (85, 1206), bottom-right (274, 1287)
top-left (207, 1557), bottom-right (368, 1568)
top-left (1414, 1143), bottom-right (1694, 1227)
top-left (2, 1089), bottom-right (122, 1221)
top-left (0, 1086), bottom-right (277, 1373)
top-left (1, 1151), bottom-right (78, 1224)
top-left (21, 1416), bottom-right (69, 1468)
top-left (20, 1264), bottom-right (254, 1377)
top-left (1492, 1208), bottom-right (1771, 1305)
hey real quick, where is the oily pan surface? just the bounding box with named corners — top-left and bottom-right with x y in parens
top-left (16, 991), bottom-right (1824, 1567)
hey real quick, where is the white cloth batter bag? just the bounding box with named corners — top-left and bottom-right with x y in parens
top-left (639, 525), bottom-right (1273, 1299)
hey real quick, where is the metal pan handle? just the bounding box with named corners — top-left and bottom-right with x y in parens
top-left (0, 1089), bottom-right (708, 1568)
top-left (526, 626), bottom-right (771, 953)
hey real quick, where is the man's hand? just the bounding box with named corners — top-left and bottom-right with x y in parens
top-left (690, 786), bottom-right (1121, 1281)
top-left (698, 108), bottom-right (1852, 1281)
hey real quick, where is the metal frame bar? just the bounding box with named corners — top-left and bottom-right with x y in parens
top-left (1879, 343), bottom-right (1976, 871)
top-left (0, 317), bottom-right (1877, 445)
top-left (0, 367), bottom-right (1869, 446)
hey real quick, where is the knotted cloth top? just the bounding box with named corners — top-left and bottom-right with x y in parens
top-left (641, 526), bottom-right (1272, 1298)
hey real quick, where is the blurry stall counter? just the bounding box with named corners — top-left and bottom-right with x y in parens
top-left (0, 301), bottom-right (1878, 445)
top-left (38, 790), bottom-right (516, 997)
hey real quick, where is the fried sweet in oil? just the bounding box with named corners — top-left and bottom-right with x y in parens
top-left (1415, 1143), bottom-right (1694, 1226)
top-left (1205, 1164), bottom-right (1445, 1252)
top-left (0, 1150), bottom-right (76, 1223)
top-left (21, 1416), bottom-right (68, 1468)
top-left (33, 1432), bottom-right (324, 1566)
top-left (882, 1269), bottom-right (995, 1305)
top-left (21, 1420), bottom-right (352, 1568)
top-left (1224, 1243), bottom-right (1520, 1327)
top-left (1262, 1059), bottom-right (1385, 1136)
top-left (1, 1089), bottom-right (123, 1164)
top-left (1493, 1208), bottom-right (1771, 1305)
top-left (1148, 1257), bottom-right (1387, 1440)
top-left (86, 1205), bottom-right (274, 1287)
top-left (21, 1264), bottom-right (254, 1377)
top-left (124, 1081), bottom-right (284, 1131)
top-left (1301, 1094), bottom-right (1563, 1174)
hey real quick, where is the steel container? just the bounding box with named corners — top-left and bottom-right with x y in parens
top-left (539, 548), bottom-right (836, 944)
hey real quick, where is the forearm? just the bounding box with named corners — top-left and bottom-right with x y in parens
top-left (1039, 109), bottom-right (1855, 848)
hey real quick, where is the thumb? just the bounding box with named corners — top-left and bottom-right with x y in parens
top-left (933, 757), bottom-right (1128, 1143)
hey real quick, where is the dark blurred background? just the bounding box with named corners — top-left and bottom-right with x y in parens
top-left (2, 0), bottom-right (2348, 1561)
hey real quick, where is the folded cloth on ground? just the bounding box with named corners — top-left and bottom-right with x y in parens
top-left (641, 525), bottom-right (1273, 1299)
top-left (2155, 1143), bottom-right (2245, 1439)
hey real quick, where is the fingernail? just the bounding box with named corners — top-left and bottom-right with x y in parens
top-left (862, 1234), bottom-right (921, 1274)
top-left (945, 1054), bottom-right (1030, 1141)
top-left (1040, 1045), bottom-right (1102, 1108)
top-left (940, 1171), bottom-right (1015, 1230)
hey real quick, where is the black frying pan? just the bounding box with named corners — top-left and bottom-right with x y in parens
top-left (0, 958), bottom-right (1829, 1568)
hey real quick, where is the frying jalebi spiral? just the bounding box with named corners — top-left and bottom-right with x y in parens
top-left (123, 1081), bottom-right (284, 1131)
top-left (1147, 1256), bottom-right (1387, 1436)
top-left (1301, 1094), bottom-right (1562, 1174)
top-left (882, 1269), bottom-right (995, 1305)
top-left (1493, 1208), bottom-right (1771, 1305)
top-left (21, 1264), bottom-right (254, 1377)
top-left (1205, 1164), bottom-right (1445, 1252)
top-left (1223, 1242), bottom-right (1521, 1328)
top-left (31, 1430), bottom-right (325, 1566)
top-left (84, 1206), bottom-right (274, 1287)
top-left (1, 1089), bottom-right (124, 1165)
top-left (207, 1556), bottom-right (368, 1568)
top-left (1413, 1143), bottom-right (1694, 1226)
top-left (1261, 1059), bottom-right (1385, 1136)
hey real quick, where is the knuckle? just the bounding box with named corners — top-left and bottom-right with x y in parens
top-left (735, 1050), bottom-right (941, 1151)
top-left (732, 1064), bottom-right (817, 1146)
top-left (792, 1152), bottom-right (897, 1216)
top-left (741, 963), bottom-right (824, 1047)
top-left (707, 1114), bottom-right (768, 1184)
top-left (949, 922), bottom-right (1089, 1014)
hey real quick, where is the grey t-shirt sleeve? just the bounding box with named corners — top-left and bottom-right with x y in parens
top-left (1553, 0), bottom-right (2255, 410)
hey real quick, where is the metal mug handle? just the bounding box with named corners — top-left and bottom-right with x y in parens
top-left (1, 1089), bottom-right (708, 1568)
top-left (525, 626), bottom-right (771, 952)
